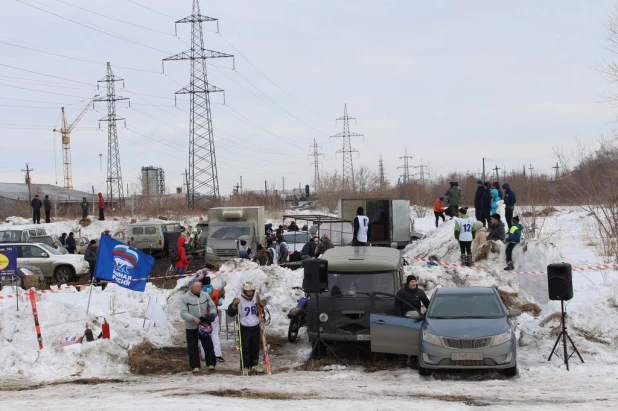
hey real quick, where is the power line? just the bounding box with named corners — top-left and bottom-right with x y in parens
top-left (0, 63), bottom-right (93, 86)
top-left (16, 0), bottom-right (171, 54)
top-left (127, 0), bottom-right (177, 20)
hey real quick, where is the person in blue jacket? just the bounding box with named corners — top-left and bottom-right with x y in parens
top-left (504, 216), bottom-right (523, 271)
top-left (502, 183), bottom-right (517, 228)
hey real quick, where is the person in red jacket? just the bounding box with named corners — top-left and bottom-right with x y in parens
top-left (97, 193), bottom-right (105, 221)
top-left (433, 197), bottom-right (446, 228)
top-left (176, 236), bottom-right (189, 274)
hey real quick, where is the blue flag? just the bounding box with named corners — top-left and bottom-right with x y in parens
top-left (0, 245), bottom-right (18, 278)
top-left (94, 235), bottom-right (154, 292)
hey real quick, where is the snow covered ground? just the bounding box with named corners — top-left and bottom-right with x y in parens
top-left (1, 207), bottom-right (618, 409)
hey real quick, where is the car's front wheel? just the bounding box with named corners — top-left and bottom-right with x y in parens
top-left (502, 364), bottom-right (518, 377)
top-left (55, 266), bottom-right (75, 284)
top-left (417, 357), bottom-right (431, 376)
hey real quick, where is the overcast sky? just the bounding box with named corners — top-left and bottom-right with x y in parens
top-left (1, 0), bottom-right (617, 195)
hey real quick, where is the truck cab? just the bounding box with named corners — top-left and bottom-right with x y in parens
top-left (306, 246), bottom-right (404, 344)
top-left (205, 207), bottom-right (265, 262)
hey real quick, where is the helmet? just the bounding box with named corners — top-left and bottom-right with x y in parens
top-left (242, 281), bottom-right (255, 291)
top-left (198, 323), bottom-right (213, 336)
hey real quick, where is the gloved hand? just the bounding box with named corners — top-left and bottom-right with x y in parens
top-left (232, 298), bottom-right (240, 308)
top-left (454, 232), bottom-right (460, 240)
top-left (199, 315), bottom-right (212, 325)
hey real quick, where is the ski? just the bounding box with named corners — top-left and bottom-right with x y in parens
top-left (257, 304), bottom-right (272, 375)
top-left (29, 289), bottom-right (43, 350)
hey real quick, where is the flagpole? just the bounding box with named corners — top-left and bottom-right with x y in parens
top-left (86, 275), bottom-right (95, 315)
top-left (143, 297), bottom-right (150, 328)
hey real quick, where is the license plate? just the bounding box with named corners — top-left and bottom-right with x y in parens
top-left (357, 334), bottom-right (371, 341)
top-left (451, 352), bottom-right (483, 360)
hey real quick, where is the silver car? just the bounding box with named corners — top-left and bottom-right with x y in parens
top-left (4, 243), bottom-right (90, 283)
top-left (370, 286), bottom-right (520, 376)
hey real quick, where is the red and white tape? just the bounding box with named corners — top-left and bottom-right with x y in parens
top-left (405, 256), bottom-right (618, 275)
top-left (0, 285), bottom-right (81, 300)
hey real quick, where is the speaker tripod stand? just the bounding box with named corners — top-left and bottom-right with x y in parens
top-left (547, 300), bottom-right (584, 371)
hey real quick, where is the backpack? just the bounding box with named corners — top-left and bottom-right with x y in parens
top-left (170, 248), bottom-right (180, 263)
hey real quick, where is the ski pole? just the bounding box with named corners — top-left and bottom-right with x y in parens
top-left (237, 312), bottom-right (245, 375)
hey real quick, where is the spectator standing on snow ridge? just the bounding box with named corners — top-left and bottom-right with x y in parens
top-left (504, 216), bottom-right (523, 271)
top-left (30, 194), bottom-right (42, 224)
top-left (434, 197), bottom-right (446, 228)
top-left (454, 206), bottom-right (476, 267)
top-left (486, 214), bottom-right (506, 242)
top-left (66, 232), bottom-right (77, 254)
top-left (482, 182), bottom-right (493, 228)
top-left (492, 182), bottom-right (503, 200)
top-left (176, 236), bottom-right (189, 275)
top-left (43, 195), bottom-right (52, 223)
top-left (395, 275), bottom-right (430, 316)
top-left (444, 182), bottom-right (462, 219)
top-left (490, 184), bottom-right (500, 217)
top-left (97, 192), bottom-right (105, 221)
top-left (502, 183), bottom-right (517, 228)
top-left (81, 197), bottom-right (89, 219)
top-left (180, 281), bottom-right (217, 374)
top-left (474, 180), bottom-right (484, 222)
top-left (353, 207), bottom-right (371, 246)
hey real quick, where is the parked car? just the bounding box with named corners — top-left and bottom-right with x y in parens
top-left (370, 286), bottom-right (520, 376)
top-left (73, 236), bottom-right (90, 254)
top-left (2, 242), bottom-right (90, 283)
top-left (0, 264), bottom-right (45, 290)
top-left (0, 226), bottom-right (48, 243)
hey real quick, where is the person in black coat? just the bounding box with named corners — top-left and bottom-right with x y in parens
top-left (486, 214), bottom-right (506, 242)
top-left (481, 182), bottom-right (493, 228)
top-left (300, 238), bottom-right (316, 259)
top-left (395, 275), bottom-right (430, 316)
top-left (474, 180), bottom-right (485, 221)
top-left (43, 195), bottom-right (52, 223)
top-left (59, 233), bottom-right (68, 246)
top-left (66, 232), bottom-right (77, 254)
top-left (30, 194), bottom-right (42, 224)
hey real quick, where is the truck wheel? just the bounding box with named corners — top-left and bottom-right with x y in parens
top-left (55, 266), bottom-right (75, 284)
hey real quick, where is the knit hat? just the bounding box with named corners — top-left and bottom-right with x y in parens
top-left (476, 179), bottom-right (482, 185)
top-left (89, 240), bottom-right (96, 245)
top-left (406, 275), bottom-right (417, 283)
top-left (439, 197), bottom-right (444, 201)
top-left (512, 216), bottom-right (520, 222)
top-left (491, 213), bottom-right (501, 220)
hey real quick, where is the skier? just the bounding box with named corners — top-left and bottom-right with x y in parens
top-left (196, 275), bottom-right (225, 363)
top-left (504, 216), bottom-right (523, 271)
top-left (227, 282), bottom-right (265, 375)
top-left (502, 183), bottom-right (517, 228)
top-left (175, 236), bottom-right (189, 275)
top-left (80, 197), bottom-right (89, 219)
top-left (454, 206), bottom-right (476, 267)
top-left (180, 280), bottom-right (217, 373)
top-left (444, 182), bottom-right (462, 219)
top-left (433, 197), bottom-right (446, 228)
top-left (43, 195), bottom-right (52, 223)
top-left (353, 206), bottom-right (371, 246)
top-left (97, 192), bottom-right (105, 221)
top-left (30, 194), bottom-right (42, 224)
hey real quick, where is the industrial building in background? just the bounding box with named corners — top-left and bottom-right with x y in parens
top-left (163, 0), bottom-right (234, 210)
top-left (141, 166), bottom-right (166, 197)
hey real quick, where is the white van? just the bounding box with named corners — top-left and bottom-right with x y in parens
top-left (127, 222), bottom-right (184, 256)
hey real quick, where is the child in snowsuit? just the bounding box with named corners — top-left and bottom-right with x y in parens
top-left (454, 206), bottom-right (476, 267)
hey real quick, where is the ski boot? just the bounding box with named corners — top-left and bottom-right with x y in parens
top-left (249, 364), bottom-right (265, 375)
top-left (460, 254), bottom-right (466, 266)
top-left (466, 255), bottom-right (473, 267)
top-left (504, 261), bottom-right (514, 271)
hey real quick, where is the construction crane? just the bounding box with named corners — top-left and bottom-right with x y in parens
top-left (53, 96), bottom-right (98, 190)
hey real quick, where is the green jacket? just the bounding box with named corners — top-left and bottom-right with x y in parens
top-left (445, 187), bottom-right (462, 206)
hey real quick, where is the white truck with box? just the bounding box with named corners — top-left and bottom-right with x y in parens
top-left (338, 198), bottom-right (419, 249)
top-left (205, 206), bottom-right (265, 262)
